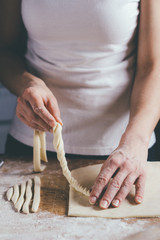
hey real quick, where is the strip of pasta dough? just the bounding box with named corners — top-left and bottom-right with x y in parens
top-left (22, 179), bottom-right (32, 214)
top-left (6, 187), bottom-right (13, 201)
top-left (33, 123), bottom-right (89, 196)
top-left (53, 123), bottom-right (90, 197)
top-left (39, 131), bottom-right (48, 162)
top-left (11, 184), bottom-right (20, 204)
top-left (33, 130), bottom-right (46, 172)
top-left (15, 182), bottom-right (26, 212)
top-left (31, 176), bottom-right (41, 213)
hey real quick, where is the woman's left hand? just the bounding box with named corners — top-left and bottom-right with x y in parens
top-left (89, 133), bottom-right (148, 209)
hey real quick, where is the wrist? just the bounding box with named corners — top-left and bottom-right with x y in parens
top-left (19, 72), bottom-right (45, 96)
top-left (119, 124), bottom-right (150, 148)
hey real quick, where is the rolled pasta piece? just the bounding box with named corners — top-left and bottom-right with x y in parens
top-left (53, 123), bottom-right (90, 197)
top-left (22, 179), bottom-right (32, 214)
top-left (33, 130), bottom-right (46, 172)
top-left (33, 123), bottom-right (90, 196)
top-left (31, 176), bottom-right (41, 213)
top-left (39, 131), bottom-right (48, 162)
top-left (15, 182), bottom-right (26, 212)
top-left (11, 184), bottom-right (20, 204)
top-left (6, 187), bottom-right (13, 201)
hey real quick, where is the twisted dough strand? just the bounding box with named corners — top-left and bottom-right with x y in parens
top-left (53, 123), bottom-right (90, 197)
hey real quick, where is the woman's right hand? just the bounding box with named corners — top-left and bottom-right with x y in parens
top-left (16, 72), bottom-right (62, 132)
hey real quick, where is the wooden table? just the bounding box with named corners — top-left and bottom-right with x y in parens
top-left (0, 155), bottom-right (160, 240)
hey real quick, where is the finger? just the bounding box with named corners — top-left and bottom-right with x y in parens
top-left (135, 175), bottom-right (146, 204)
top-left (112, 174), bottom-right (137, 208)
top-left (99, 169), bottom-right (128, 209)
top-left (17, 99), bottom-right (50, 131)
top-left (18, 98), bottom-right (52, 132)
top-left (89, 157), bottom-right (119, 205)
top-left (23, 91), bottom-right (56, 127)
top-left (17, 113), bottom-right (46, 132)
top-left (47, 98), bottom-right (63, 126)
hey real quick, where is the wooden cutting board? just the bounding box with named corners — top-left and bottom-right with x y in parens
top-left (1, 155), bottom-right (160, 227)
top-left (1, 155), bottom-right (104, 215)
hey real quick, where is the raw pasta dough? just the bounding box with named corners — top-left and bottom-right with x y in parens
top-left (33, 123), bottom-right (89, 196)
top-left (53, 123), bottom-right (89, 196)
top-left (6, 187), bottom-right (13, 201)
top-left (31, 176), bottom-right (41, 213)
top-left (22, 179), bottom-right (33, 214)
top-left (68, 162), bottom-right (160, 218)
top-left (11, 184), bottom-right (19, 204)
top-left (6, 177), bottom-right (41, 214)
top-left (15, 182), bottom-right (26, 212)
top-left (33, 130), bottom-right (48, 172)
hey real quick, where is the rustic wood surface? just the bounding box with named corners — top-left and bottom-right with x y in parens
top-left (1, 155), bottom-right (105, 215)
top-left (1, 155), bottom-right (160, 240)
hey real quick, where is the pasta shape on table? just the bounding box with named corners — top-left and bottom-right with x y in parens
top-left (6, 177), bottom-right (41, 214)
top-left (33, 123), bottom-right (90, 196)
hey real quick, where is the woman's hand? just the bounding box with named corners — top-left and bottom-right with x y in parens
top-left (89, 133), bottom-right (148, 209)
top-left (16, 72), bottom-right (62, 132)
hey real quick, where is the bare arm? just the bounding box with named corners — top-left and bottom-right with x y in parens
top-left (90, 0), bottom-right (160, 208)
top-left (0, 0), bottom-right (62, 131)
top-left (126, 0), bottom-right (160, 142)
top-left (0, 0), bottom-right (28, 95)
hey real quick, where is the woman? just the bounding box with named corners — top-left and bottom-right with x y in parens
top-left (0, 0), bottom-right (160, 209)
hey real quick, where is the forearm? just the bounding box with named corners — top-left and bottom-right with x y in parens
top-left (124, 67), bottom-right (160, 145)
top-left (0, 49), bottom-right (44, 96)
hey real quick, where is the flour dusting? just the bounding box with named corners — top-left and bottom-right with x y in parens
top-left (0, 191), bottom-right (148, 240)
top-left (0, 160), bottom-right (153, 240)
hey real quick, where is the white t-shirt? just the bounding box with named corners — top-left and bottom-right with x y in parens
top-left (10, 0), bottom-right (155, 155)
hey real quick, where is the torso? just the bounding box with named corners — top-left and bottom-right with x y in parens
top-left (10, 0), bottom-right (155, 155)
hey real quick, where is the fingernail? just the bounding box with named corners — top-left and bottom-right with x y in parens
top-left (100, 200), bottom-right (109, 209)
top-left (89, 196), bottom-right (97, 204)
top-left (136, 198), bottom-right (142, 204)
top-left (112, 199), bottom-right (120, 207)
